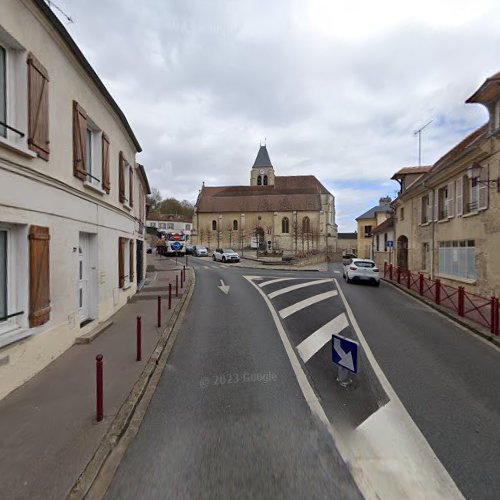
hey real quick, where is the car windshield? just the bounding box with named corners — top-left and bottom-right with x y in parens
top-left (353, 261), bottom-right (375, 268)
top-left (222, 249), bottom-right (235, 253)
top-left (198, 247), bottom-right (207, 251)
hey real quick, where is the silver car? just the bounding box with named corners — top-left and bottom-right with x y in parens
top-left (343, 258), bottom-right (380, 286)
top-left (212, 248), bottom-right (240, 263)
top-left (194, 246), bottom-right (208, 257)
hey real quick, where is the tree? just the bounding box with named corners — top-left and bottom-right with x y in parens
top-left (147, 188), bottom-right (162, 211)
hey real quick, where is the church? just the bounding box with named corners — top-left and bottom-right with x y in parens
top-left (191, 145), bottom-right (338, 254)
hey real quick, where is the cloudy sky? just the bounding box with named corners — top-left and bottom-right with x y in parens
top-left (55, 0), bottom-right (500, 231)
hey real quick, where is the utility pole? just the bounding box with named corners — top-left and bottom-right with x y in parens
top-left (414, 120), bottom-right (433, 166)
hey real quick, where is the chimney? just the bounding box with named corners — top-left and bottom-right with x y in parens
top-left (379, 196), bottom-right (392, 206)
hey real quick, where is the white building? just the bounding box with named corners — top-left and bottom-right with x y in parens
top-left (147, 214), bottom-right (193, 239)
top-left (0, 0), bottom-right (150, 399)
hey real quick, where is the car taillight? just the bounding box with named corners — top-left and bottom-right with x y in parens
top-left (349, 266), bottom-right (357, 270)
top-left (373, 268), bottom-right (379, 272)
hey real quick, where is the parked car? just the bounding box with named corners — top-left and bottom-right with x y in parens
top-left (342, 252), bottom-right (357, 266)
top-left (213, 248), bottom-right (240, 263)
top-left (185, 243), bottom-right (194, 255)
top-left (194, 246), bottom-right (209, 257)
top-left (343, 258), bottom-right (380, 286)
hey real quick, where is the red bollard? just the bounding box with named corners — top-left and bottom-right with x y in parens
top-left (183, 265), bottom-right (186, 284)
top-left (490, 296), bottom-right (498, 334)
top-left (157, 296), bottom-right (161, 327)
top-left (180, 271), bottom-right (183, 289)
top-left (169, 283), bottom-right (172, 310)
top-left (96, 354), bottom-right (103, 422)
top-left (389, 264), bottom-right (393, 281)
top-left (176, 275), bottom-right (179, 297)
top-left (384, 262), bottom-right (387, 278)
top-left (396, 266), bottom-right (401, 284)
top-left (435, 279), bottom-right (441, 305)
top-left (186, 255), bottom-right (189, 267)
top-left (407, 271), bottom-right (411, 289)
top-left (136, 316), bottom-right (142, 361)
top-left (458, 287), bottom-right (465, 316)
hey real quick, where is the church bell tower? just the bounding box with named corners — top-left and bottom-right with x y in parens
top-left (250, 144), bottom-right (275, 186)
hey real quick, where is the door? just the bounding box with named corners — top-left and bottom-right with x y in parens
top-left (78, 234), bottom-right (90, 324)
top-left (136, 240), bottom-right (143, 286)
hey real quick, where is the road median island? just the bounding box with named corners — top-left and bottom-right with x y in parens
top-left (67, 266), bottom-right (196, 500)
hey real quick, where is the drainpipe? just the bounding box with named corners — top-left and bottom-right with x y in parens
top-left (431, 188), bottom-right (436, 280)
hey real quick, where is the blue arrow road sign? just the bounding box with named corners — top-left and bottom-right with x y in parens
top-left (171, 241), bottom-right (182, 251)
top-left (387, 240), bottom-right (394, 248)
top-left (332, 334), bottom-right (359, 374)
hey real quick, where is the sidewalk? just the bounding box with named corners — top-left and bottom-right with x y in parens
top-left (231, 255), bottom-right (327, 272)
top-left (0, 255), bottom-right (192, 500)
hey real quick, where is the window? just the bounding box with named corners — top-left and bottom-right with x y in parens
top-left (84, 119), bottom-right (103, 188)
top-left (233, 220), bottom-right (238, 231)
top-left (439, 240), bottom-right (475, 280)
top-left (186, 224), bottom-right (191, 230)
top-left (123, 160), bottom-right (131, 207)
top-left (257, 175), bottom-right (262, 185)
top-left (149, 222), bottom-right (156, 227)
top-left (384, 232), bottom-right (388, 251)
top-left (118, 237), bottom-right (133, 289)
top-left (159, 223), bottom-right (166, 229)
top-left (400, 207), bottom-right (404, 221)
top-left (302, 217), bottom-right (310, 233)
top-left (376, 234), bottom-right (380, 251)
top-left (364, 225), bottom-right (372, 237)
top-left (212, 220), bottom-right (217, 230)
top-left (421, 195), bottom-right (430, 223)
top-left (0, 224), bottom-right (29, 342)
top-left (263, 175), bottom-right (268, 185)
top-left (282, 217), bottom-right (289, 233)
top-left (495, 99), bottom-right (500, 130)
top-left (438, 186), bottom-right (448, 220)
top-left (167, 223), bottom-right (174, 230)
top-left (463, 175), bottom-right (479, 213)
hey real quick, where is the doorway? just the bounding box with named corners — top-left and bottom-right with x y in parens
top-left (136, 240), bottom-right (143, 287)
top-left (78, 232), bottom-right (97, 327)
top-left (397, 235), bottom-right (409, 271)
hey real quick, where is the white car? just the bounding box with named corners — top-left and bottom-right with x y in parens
top-left (194, 246), bottom-right (208, 257)
top-left (213, 248), bottom-right (240, 263)
top-left (343, 258), bottom-right (380, 286)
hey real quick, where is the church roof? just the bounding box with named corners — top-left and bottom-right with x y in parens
top-left (196, 175), bottom-right (331, 213)
top-left (252, 145), bottom-right (273, 168)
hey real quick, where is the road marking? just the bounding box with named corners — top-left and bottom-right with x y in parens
top-left (267, 279), bottom-right (332, 299)
top-left (259, 277), bottom-right (298, 288)
top-left (296, 313), bottom-right (349, 362)
top-left (279, 290), bottom-right (338, 319)
top-left (333, 270), bottom-right (341, 274)
top-left (218, 279), bottom-right (230, 294)
top-left (203, 266), bottom-right (210, 270)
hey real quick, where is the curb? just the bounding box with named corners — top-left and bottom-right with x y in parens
top-left (382, 278), bottom-right (500, 349)
top-left (66, 267), bottom-right (196, 500)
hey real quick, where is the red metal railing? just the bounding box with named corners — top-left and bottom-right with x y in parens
top-left (384, 264), bottom-right (499, 335)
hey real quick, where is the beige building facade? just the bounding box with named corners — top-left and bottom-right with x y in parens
top-left (391, 71), bottom-right (500, 297)
top-left (192, 146), bottom-right (337, 254)
top-left (355, 197), bottom-right (393, 259)
top-left (0, 0), bottom-right (150, 399)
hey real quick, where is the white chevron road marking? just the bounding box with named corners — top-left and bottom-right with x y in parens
top-left (296, 313), bottom-right (349, 363)
top-left (259, 277), bottom-right (298, 288)
top-left (279, 290), bottom-right (338, 319)
top-left (267, 279), bottom-right (332, 299)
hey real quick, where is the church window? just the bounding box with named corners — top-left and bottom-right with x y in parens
top-left (302, 216), bottom-right (310, 233)
top-left (212, 220), bottom-right (217, 230)
top-left (282, 217), bottom-right (289, 233)
top-left (233, 220), bottom-right (238, 231)
top-left (257, 175), bottom-right (262, 185)
top-left (263, 175), bottom-right (268, 185)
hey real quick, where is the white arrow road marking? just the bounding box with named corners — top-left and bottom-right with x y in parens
top-left (268, 279), bottom-right (332, 299)
top-left (259, 277), bottom-right (299, 288)
top-left (279, 290), bottom-right (338, 319)
top-left (218, 279), bottom-right (230, 294)
top-left (297, 313), bottom-right (349, 363)
top-left (333, 337), bottom-right (354, 371)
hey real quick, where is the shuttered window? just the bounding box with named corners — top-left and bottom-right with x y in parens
top-left (119, 152), bottom-right (125, 203)
top-left (102, 133), bottom-right (110, 193)
top-left (29, 225), bottom-right (50, 327)
top-left (478, 165), bottom-right (489, 210)
top-left (0, 46), bottom-right (6, 138)
top-left (129, 164), bottom-right (134, 207)
top-left (73, 101), bottom-right (87, 181)
top-left (27, 53), bottom-right (50, 160)
top-left (129, 240), bottom-right (134, 282)
top-left (118, 237), bottom-right (125, 288)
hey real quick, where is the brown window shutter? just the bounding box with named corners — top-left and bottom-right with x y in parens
top-left (119, 152), bottom-right (125, 203)
top-left (27, 53), bottom-right (50, 160)
top-left (129, 240), bottom-right (134, 281)
top-left (129, 164), bottom-right (134, 207)
top-left (73, 101), bottom-right (87, 180)
top-left (29, 225), bottom-right (51, 327)
top-left (101, 133), bottom-right (110, 194)
top-left (118, 237), bottom-right (125, 288)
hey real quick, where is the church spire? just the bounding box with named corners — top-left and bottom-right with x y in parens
top-left (252, 144), bottom-right (273, 168)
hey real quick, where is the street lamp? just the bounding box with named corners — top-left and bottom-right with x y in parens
top-left (467, 163), bottom-right (499, 191)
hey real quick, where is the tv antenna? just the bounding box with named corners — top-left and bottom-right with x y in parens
top-left (414, 120), bottom-right (433, 166)
top-left (45, 0), bottom-right (74, 24)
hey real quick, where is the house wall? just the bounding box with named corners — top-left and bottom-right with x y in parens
top-left (0, 0), bottom-right (147, 399)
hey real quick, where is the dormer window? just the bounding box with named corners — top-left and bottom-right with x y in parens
top-left (495, 99), bottom-right (500, 130)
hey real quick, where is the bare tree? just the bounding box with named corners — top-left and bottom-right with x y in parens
top-left (206, 227), bottom-right (212, 251)
top-left (198, 227), bottom-right (205, 245)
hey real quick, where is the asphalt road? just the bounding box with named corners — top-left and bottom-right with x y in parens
top-left (106, 257), bottom-right (500, 500)
top-left (105, 259), bottom-right (362, 499)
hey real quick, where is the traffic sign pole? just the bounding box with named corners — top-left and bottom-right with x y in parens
top-left (337, 366), bottom-right (352, 388)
